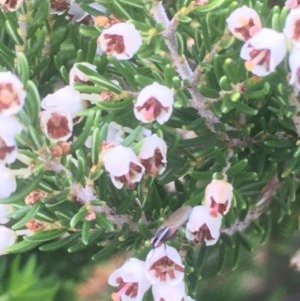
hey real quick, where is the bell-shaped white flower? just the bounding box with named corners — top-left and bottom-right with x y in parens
top-left (204, 179), bottom-right (233, 216)
top-left (41, 86), bottom-right (85, 119)
top-left (40, 108), bottom-right (73, 143)
top-left (285, 0), bottom-right (300, 9)
top-left (50, 0), bottom-right (74, 15)
top-left (226, 6), bottom-right (262, 41)
top-left (240, 28), bottom-right (287, 76)
top-left (152, 282), bottom-right (195, 301)
top-left (288, 47), bottom-right (300, 91)
top-left (97, 23), bottom-right (142, 60)
top-left (0, 116), bottom-right (23, 164)
top-left (0, 0), bottom-right (24, 11)
top-left (134, 83), bottom-right (174, 124)
top-left (0, 226), bottom-right (16, 255)
top-left (0, 72), bottom-right (26, 116)
top-left (0, 165), bottom-right (17, 199)
top-left (145, 244), bottom-right (184, 286)
top-left (69, 62), bottom-right (97, 87)
top-left (139, 134), bottom-right (167, 176)
top-left (103, 145), bottom-right (145, 189)
top-left (185, 205), bottom-right (222, 246)
top-left (108, 257), bottom-right (151, 301)
top-left (284, 8), bottom-right (300, 46)
top-left (0, 204), bottom-right (13, 224)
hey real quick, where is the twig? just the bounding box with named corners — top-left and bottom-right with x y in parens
top-left (222, 174), bottom-right (280, 235)
top-left (151, 2), bottom-right (223, 135)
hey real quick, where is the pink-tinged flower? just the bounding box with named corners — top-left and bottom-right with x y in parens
top-left (226, 6), bottom-right (262, 41)
top-left (204, 179), bottom-right (233, 216)
top-left (0, 0), bottom-right (24, 11)
top-left (0, 204), bottom-right (13, 224)
top-left (50, 0), bottom-right (74, 15)
top-left (145, 244), bottom-right (184, 286)
top-left (139, 134), bottom-right (167, 176)
top-left (240, 28), bottom-right (287, 76)
top-left (40, 108), bottom-right (73, 143)
top-left (0, 72), bottom-right (26, 116)
top-left (284, 8), bottom-right (300, 46)
top-left (41, 86), bottom-right (85, 119)
top-left (286, 0), bottom-right (300, 8)
top-left (0, 165), bottom-right (16, 199)
top-left (290, 249), bottom-right (300, 271)
top-left (185, 205), bottom-right (222, 246)
top-left (288, 47), bottom-right (300, 90)
top-left (0, 226), bottom-right (16, 255)
top-left (103, 145), bottom-right (145, 189)
top-left (134, 83), bottom-right (174, 124)
top-left (97, 23), bottom-right (142, 60)
top-left (69, 62), bottom-right (97, 87)
top-left (0, 116), bottom-right (23, 164)
top-left (285, 0), bottom-right (300, 9)
top-left (108, 258), bottom-right (151, 301)
top-left (152, 282), bottom-right (195, 301)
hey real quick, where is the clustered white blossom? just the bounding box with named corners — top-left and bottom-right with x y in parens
top-left (0, 71), bottom-right (28, 253)
top-left (109, 178), bottom-right (234, 301)
top-left (227, 4), bottom-right (300, 88)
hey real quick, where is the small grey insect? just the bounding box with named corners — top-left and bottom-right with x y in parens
top-left (151, 206), bottom-right (192, 248)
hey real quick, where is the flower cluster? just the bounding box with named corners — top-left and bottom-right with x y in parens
top-left (101, 130), bottom-right (167, 189)
top-left (0, 71), bottom-right (27, 252)
top-left (109, 178), bottom-right (233, 300)
top-left (227, 4), bottom-right (300, 85)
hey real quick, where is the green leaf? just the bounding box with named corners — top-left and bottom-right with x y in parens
top-left (70, 207), bottom-right (88, 228)
top-left (24, 229), bottom-right (67, 242)
top-left (39, 233), bottom-right (81, 251)
top-left (194, 0), bottom-right (225, 13)
top-left (12, 203), bottom-right (41, 230)
top-left (5, 240), bottom-right (41, 253)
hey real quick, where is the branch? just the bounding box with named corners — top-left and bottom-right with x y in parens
top-left (151, 2), bottom-right (223, 135)
top-left (222, 174), bottom-right (280, 235)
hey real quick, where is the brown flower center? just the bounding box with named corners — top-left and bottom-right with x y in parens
top-left (47, 112), bottom-right (71, 139)
top-left (140, 148), bottom-right (165, 176)
top-left (104, 34), bottom-right (125, 54)
top-left (115, 162), bottom-right (143, 189)
top-left (0, 83), bottom-right (20, 113)
top-left (234, 18), bottom-right (256, 40)
top-left (0, 137), bottom-right (15, 161)
top-left (192, 223), bottom-right (213, 244)
top-left (136, 97), bottom-right (169, 121)
top-left (149, 255), bottom-right (184, 282)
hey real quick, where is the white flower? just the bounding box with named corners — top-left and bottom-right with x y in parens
top-left (284, 8), bottom-right (300, 46)
top-left (68, 2), bottom-right (107, 22)
top-left (41, 86), bottom-right (85, 119)
top-left (0, 72), bottom-right (26, 116)
top-left (185, 205), bottom-right (222, 246)
top-left (40, 108), bottom-right (73, 143)
top-left (145, 244), bottom-right (184, 286)
top-left (139, 134), bottom-right (167, 176)
top-left (0, 226), bottom-right (16, 255)
top-left (0, 165), bottom-right (17, 199)
top-left (288, 47), bottom-right (300, 90)
top-left (103, 145), bottom-right (145, 189)
top-left (226, 6), bottom-right (262, 41)
top-left (134, 83), bottom-right (174, 124)
top-left (69, 62), bottom-right (97, 87)
top-left (240, 28), bottom-right (287, 76)
top-left (152, 282), bottom-right (194, 301)
top-left (0, 116), bottom-right (23, 164)
top-left (204, 179), bottom-right (233, 216)
top-left (50, 0), bottom-right (74, 15)
top-left (0, 0), bottom-right (24, 11)
top-left (0, 204), bottom-right (13, 224)
top-left (97, 23), bottom-right (142, 60)
top-left (290, 249), bottom-right (300, 271)
top-left (108, 257), bottom-right (151, 301)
